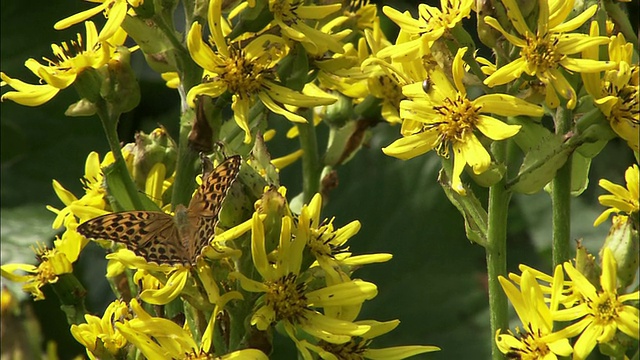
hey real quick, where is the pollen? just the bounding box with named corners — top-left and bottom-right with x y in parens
top-left (307, 218), bottom-right (345, 259)
top-left (604, 70), bottom-right (640, 126)
top-left (219, 47), bottom-right (269, 98)
top-left (270, 0), bottom-right (300, 25)
top-left (319, 338), bottom-right (370, 360)
top-left (264, 273), bottom-right (307, 322)
top-left (506, 326), bottom-right (552, 359)
top-left (594, 296), bottom-right (621, 323)
top-left (430, 95), bottom-right (480, 157)
top-left (35, 260), bottom-right (58, 285)
top-left (521, 34), bottom-right (564, 75)
top-left (183, 348), bottom-right (214, 360)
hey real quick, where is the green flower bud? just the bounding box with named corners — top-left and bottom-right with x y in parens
top-left (257, 187), bottom-right (291, 250)
top-left (324, 93), bottom-right (354, 128)
top-left (475, 0), bottom-right (509, 48)
top-left (129, 127), bottom-right (178, 189)
top-left (64, 98), bottom-right (97, 117)
top-left (99, 46), bottom-right (141, 114)
top-left (575, 242), bottom-right (601, 287)
top-left (73, 67), bottom-right (104, 104)
top-left (600, 215), bottom-right (639, 289)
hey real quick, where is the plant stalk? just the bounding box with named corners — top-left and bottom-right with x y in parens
top-left (487, 140), bottom-right (510, 360)
top-left (296, 109), bottom-right (321, 203)
top-left (552, 106), bottom-right (573, 266)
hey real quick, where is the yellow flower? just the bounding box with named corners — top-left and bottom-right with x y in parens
top-left (553, 248), bottom-right (640, 360)
top-left (582, 23), bottom-right (639, 152)
top-left (299, 320), bottom-right (440, 360)
top-left (301, 193), bottom-right (391, 286)
top-left (268, 0), bottom-right (345, 55)
top-left (323, 0), bottom-right (378, 34)
top-left (1, 235), bottom-right (80, 300)
top-left (482, 0), bottom-right (615, 109)
top-left (47, 151), bottom-right (122, 229)
top-left (496, 268), bottom-right (573, 359)
top-left (70, 299), bottom-right (130, 359)
top-left (54, 0), bottom-right (143, 41)
top-left (229, 213), bottom-right (377, 346)
top-left (115, 298), bottom-right (266, 359)
top-left (1, 22), bottom-right (125, 106)
top-left (593, 164), bottom-right (639, 226)
top-left (103, 215), bottom-right (255, 305)
top-left (377, 0), bottom-right (473, 60)
top-left (383, 48), bottom-right (542, 194)
top-left (186, 0), bottom-right (336, 143)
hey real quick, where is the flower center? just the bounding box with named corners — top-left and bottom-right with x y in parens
top-left (264, 273), bottom-right (307, 322)
top-left (521, 33), bottom-right (564, 74)
top-left (507, 327), bottom-right (552, 359)
top-left (217, 47), bottom-right (269, 99)
top-left (271, 0), bottom-right (300, 25)
top-left (604, 67), bottom-right (640, 126)
top-left (594, 295), bottom-right (621, 323)
top-left (319, 338), bottom-right (369, 360)
top-left (307, 218), bottom-right (346, 259)
top-left (32, 244), bottom-right (58, 284)
top-left (373, 75), bottom-right (404, 107)
top-left (430, 95), bottom-right (480, 158)
top-left (183, 349), bottom-right (213, 360)
top-left (421, 0), bottom-right (465, 32)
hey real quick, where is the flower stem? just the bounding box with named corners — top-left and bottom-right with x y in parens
top-left (552, 106), bottom-right (573, 266)
top-left (96, 102), bottom-right (144, 210)
top-left (51, 273), bottom-right (89, 325)
top-left (296, 109), bottom-right (321, 203)
top-left (603, 1), bottom-right (639, 46)
top-left (171, 107), bottom-right (200, 208)
top-left (170, 51), bottom-right (207, 208)
top-left (487, 139), bottom-right (510, 360)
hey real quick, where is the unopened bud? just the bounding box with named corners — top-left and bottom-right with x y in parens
top-left (100, 46), bottom-right (141, 114)
top-left (130, 127), bottom-right (177, 189)
top-left (600, 215), bottom-right (639, 288)
top-left (575, 242), bottom-right (600, 286)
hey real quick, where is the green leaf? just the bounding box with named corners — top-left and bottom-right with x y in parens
top-left (570, 152), bottom-right (591, 196)
top-left (103, 163), bottom-right (160, 211)
top-left (438, 169), bottom-right (488, 247)
top-left (509, 134), bottom-right (574, 194)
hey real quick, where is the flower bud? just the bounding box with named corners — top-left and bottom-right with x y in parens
top-left (256, 186), bottom-right (291, 250)
top-left (324, 93), bottom-right (354, 128)
top-left (575, 242), bottom-right (600, 286)
top-left (73, 67), bottom-right (104, 104)
top-left (64, 98), bottom-right (97, 117)
top-left (600, 215), bottom-right (639, 288)
top-left (129, 127), bottom-right (177, 189)
top-left (99, 46), bottom-right (141, 114)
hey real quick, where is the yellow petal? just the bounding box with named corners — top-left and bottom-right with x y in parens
top-left (476, 115), bottom-right (522, 140)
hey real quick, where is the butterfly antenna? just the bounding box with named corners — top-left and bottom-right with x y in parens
top-left (199, 152), bottom-right (214, 177)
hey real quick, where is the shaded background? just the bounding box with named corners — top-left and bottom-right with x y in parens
top-left (1, 1), bottom-right (637, 359)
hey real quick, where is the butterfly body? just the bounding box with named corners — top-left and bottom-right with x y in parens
top-left (77, 155), bottom-right (242, 266)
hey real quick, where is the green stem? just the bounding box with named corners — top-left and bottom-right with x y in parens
top-left (50, 273), bottom-right (88, 325)
top-left (295, 110), bottom-right (321, 204)
top-left (486, 140), bottom-right (510, 360)
top-left (552, 107), bottom-right (573, 266)
top-left (171, 108), bottom-right (200, 208)
top-left (603, 0), bottom-right (638, 46)
top-left (169, 38), bottom-right (206, 208)
top-left (95, 102), bottom-right (144, 210)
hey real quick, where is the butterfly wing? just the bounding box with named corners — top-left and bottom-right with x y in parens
top-left (187, 155), bottom-right (242, 262)
top-left (77, 211), bottom-right (191, 266)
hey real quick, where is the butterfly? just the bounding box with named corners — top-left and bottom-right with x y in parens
top-left (77, 155), bottom-right (242, 266)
